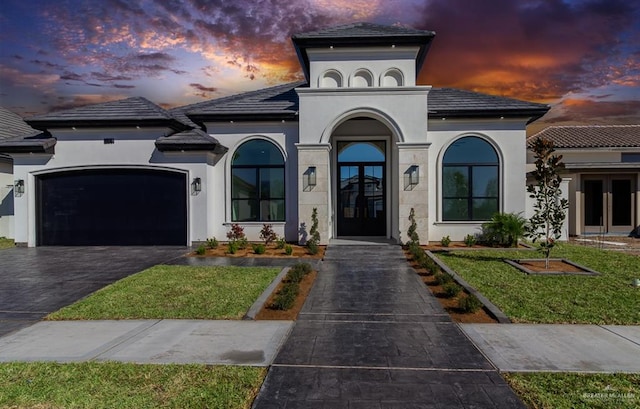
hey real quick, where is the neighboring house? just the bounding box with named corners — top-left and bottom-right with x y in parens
top-left (527, 125), bottom-right (640, 237)
top-left (0, 107), bottom-right (47, 239)
top-left (0, 22), bottom-right (549, 247)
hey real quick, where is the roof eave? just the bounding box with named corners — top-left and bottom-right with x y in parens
top-left (155, 141), bottom-right (228, 154)
top-left (26, 118), bottom-right (189, 131)
top-left (188, 112), bottom-right (299, 122)
top-left (429, 108), bottom-right (550, 120)
top-left (0, 138), bottom-right (57, 154)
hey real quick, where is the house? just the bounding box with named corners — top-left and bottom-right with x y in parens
top-left (0, 107), bottom-right (48, 239)
top-left (527, 125), bottom-right (640, 237)
top-left (0, 22), bottom-right (549, 247)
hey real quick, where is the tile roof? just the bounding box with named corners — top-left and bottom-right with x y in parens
top-left (175, 81), bottom-right (305, 121)
top-left (0, 107), bottom-right (43, 140)
top-left (528, 125), bottom-right (640, 149)
top-left (174, 82), bottom-right (548, 121)
top-left (428, 88), bottom-right (549, 118)
top-left (26, 97), bottom-right (187, 129)
top-left (155, 128), bottom-right (228, 154)
top-left (292, 22), bottom-right (435, 40)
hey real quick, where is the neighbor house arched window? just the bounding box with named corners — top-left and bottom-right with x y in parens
top-left (442, 136), bottom-right (499, 221)
top-left (231, 139), bottom-right (285, 221)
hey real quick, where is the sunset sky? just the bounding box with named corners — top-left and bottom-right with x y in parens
top-left (1, 0), bottom-right (638, 131)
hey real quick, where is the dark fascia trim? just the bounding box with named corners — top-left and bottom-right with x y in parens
top-left (155, 141), bottom-right (228, 155)
top-left (188, 112), bottom-right (299, 122)
top-left (0, 139), bottom-right (57, 154)
top-left (27, 118), bottom-right (190, 131)
top-left (429, 108), bottom-right (550, 121)
top-left (292, 34), bottom-right (435, 82)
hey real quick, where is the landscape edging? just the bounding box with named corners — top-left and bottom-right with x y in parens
top-left (244, 266), bottom-right (291, 320)
top-left (425, 250), bottom-right (512, 324)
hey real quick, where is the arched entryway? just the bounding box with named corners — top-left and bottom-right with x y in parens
top-left (336, 141), bottom-right (386, 236)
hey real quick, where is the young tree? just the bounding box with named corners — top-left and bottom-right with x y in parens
top-left (525, 137), bottom-right (569, 268)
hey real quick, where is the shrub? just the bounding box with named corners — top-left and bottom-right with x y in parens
top-left (482, 212), bottom-right (526, 247)
top-left (435, 272), bottom-right (453, 285)
top-left (227, 241), bottom-right (238, 254)
top-left (420, 257), bottom-right (439, 274)
top-left (237, 237), bottom-right (249, 249)
top-left (206, 237), bottom-right (219, 249)
top-left (407, 207), bottom-right (420, 246)
top-left (226, 223), bottom-right (246, 242)
top-left (292, 262), bottom-right (312, 275)
top-left (284, 244), bottom-right (293, 255)
top-left (252, 243), bottom-right (266, 254)
top-left (307, 241), bottom-right (319, 255)
top-left (270, 283), bottom-right (298, 310)
top-left (443, 282), bottom-right (462, 298)
top-left (463, 234), bottom-right (476, 247)
top-left (440, 235), bottom-right (451, 247)
top-left (459, 294), bottom-right (482, 313)
top-left (260, 224), bottom-right (277, 246)
top-left (195, 245), bottom-right (206, 255)
top-left (275, 236), bottom-right (286, 249)
top-left (307, 207), bottom-right (321, 253)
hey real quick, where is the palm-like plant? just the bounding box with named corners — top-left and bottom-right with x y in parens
top-left (482, 212), bottom-right (527, 247)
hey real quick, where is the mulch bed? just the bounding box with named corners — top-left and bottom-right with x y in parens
top-left (424, 242), bottom-right (532, 251)
top-left (254, 270), bottom-right (317, 320)
top-left (191, 243), bottom-right (325, 259)
top-left (505, 258), bottom-right (599, 275)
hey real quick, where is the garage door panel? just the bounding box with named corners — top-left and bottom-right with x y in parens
top-left (38, 169), bottom-right (187, 245)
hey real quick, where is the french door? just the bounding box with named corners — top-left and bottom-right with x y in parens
top-left (337, 163), bottom-right (386, 236)
top-left (583, 175), bottom-right (635, 234)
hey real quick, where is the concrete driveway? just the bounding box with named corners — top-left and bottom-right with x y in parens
top-left (0, 246), bottom-right (189, 337)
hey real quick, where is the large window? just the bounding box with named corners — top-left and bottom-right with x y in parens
top-left (442, 136), bottom-right (499, 221)
top-left (231, 139), bottom-right (285, 221)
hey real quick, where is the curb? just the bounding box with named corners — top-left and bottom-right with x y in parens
top-left (425, 250), bottom-right (512, 324)
top-left (244, 266), bottom-right (290, 320)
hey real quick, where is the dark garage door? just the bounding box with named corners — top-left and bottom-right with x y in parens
top-left (37, 169), bottom-right (187, 245)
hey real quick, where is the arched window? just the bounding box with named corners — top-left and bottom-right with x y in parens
top-left (231, 139), bottom-right (285, 221)
top-left (351, 69), bottom-right (373, 87)
top-left (381, 69), bottom-right (403, 86)
top-left (442, 136), bottom-right (499, 221)
top-left (320, 70), bottom-right (343, 88)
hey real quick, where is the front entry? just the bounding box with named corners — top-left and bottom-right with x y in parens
top-left (583, 174), bottom-right (636, 234)
top-left (337, 141), bottom-right (386, 236)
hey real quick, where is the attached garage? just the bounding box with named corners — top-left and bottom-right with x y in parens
top-left (37, 168), bottom-right (187, 245)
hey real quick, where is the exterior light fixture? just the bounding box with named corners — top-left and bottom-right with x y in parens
top-left (303, 166), bottom-right (317, 191)
top-left (14, 179), bottom-right (25, 196)
top-left (191, 177), bottom-right (202, 195)
top-left (404, 165), bottom-right (419, 191)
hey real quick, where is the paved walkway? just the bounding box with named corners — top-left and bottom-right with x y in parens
top-left (252, 245), bottom-right (526, 408)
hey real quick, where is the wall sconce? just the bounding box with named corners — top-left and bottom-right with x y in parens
top-left (303, 166), bottom-right (317, 191)
top-left (191, 177), bottom-right (202, 195)
top-left (404, 165), bottom-right (419, 191)
top-left (14, 179), bottom-right (25, 197)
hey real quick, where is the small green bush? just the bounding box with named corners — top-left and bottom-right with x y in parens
top-left (237, 237), bottom-right (249, 250)
top-left (459, 294), bottom-right (482, 313)
top-left (252, 243), bottom-right (266, 254)
top-left (292, 262), bottom-right (312, 275)
top-left (284, 244), bottom-right (293, 255)
top-left (463, 234), bottom-right (476, 247)
top-left (435, 272), bottom-right (453, 285)
top-left (196, 245), bottom-right (206, 255)
top-left (206, 237), bottom-right (218, 249)
top-left (307, 241), bottom-right (319, 255)
top-left (443, 282), bottom-right (462, 298)
top-left (419, 257), bottom-right (439, 274)
top-left (275, 236), bottom-right (286, 249)
top-left (440, 235), bottom-right (451, 247)
top-left (286, 268), bottom-right (305, 284)
top-left (270, 283), bottom-right (298, 310)
top-left (228, 241), bottom-right (238, 254)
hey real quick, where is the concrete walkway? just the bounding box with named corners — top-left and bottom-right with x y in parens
top-left (252, 244), bottom-right (526, 408)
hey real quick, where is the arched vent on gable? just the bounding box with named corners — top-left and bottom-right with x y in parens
top-left (382, 69), bottom-right (404, 87)
top-left (320, 70), bottom-right (343, 88)
top-left (351, 69), bottom-right (373, 87)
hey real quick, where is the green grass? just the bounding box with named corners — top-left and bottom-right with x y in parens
top-left (436, 243), bottom-right (640, 324)
top-left (0, 362), bottom-right (264, 409)
top-left (47, 265), bottom-right (280, 320)
top-left (505, 372), bottom-right (640, 409)
top-left (0, 237), bottom-right (14, 249)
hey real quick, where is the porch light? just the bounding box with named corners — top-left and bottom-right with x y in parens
top-left (191, 177), bottom-right (202, 195)
top-left (14, 179), bottom-right (25, 197)
top-left (303, 166), bottom-right (317, 191)
top-left (404, 165), bottom-right (419, 190)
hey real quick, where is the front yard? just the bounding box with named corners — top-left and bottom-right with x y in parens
top-left (0, 237), bottom-right (14, 249)
top-left (436, 243), bottom-right (640, 324)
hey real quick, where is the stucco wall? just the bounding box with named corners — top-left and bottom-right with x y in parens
top-left (0, 159), bottom-right (14, 239)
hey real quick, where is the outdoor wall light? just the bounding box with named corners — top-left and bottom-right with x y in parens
top-left (191, 177), bottom-right (202, 195)
top-left (303, 166), bottom-right (317, 191)
top-left (14, 179), bottom-right (25, 197)
top-left (404, 165), bottom-right (419, 191)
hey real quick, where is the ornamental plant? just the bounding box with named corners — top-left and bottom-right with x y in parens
top-left (260, 224), bottom-right (277, 246)
top-left (525, 137), bottom-right (569, 269)
top-left (407, 207), bottom-right (420, 247)
top-left (307, 207), bottom-right (320, 255)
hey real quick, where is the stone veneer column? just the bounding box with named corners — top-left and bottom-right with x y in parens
top-left (297, 143), bottom-right (331, 245)
top-left (397, 143), bottom-right (430, 244)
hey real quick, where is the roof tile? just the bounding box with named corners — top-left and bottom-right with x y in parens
top-left (528, 125), bottom-right (640, 148)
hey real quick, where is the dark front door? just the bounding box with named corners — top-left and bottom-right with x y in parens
top-left (583, 175), bottom-right (636, 234)
top-left (37, 169), bottom-right (187, 245)
top-left (336, 141), bottom-right (386, 237)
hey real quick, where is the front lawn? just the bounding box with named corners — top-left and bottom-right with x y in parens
top-left (0, 362), bottom-right (264, 409)
top-left (505, 372), bottom-right (640, 409)
top-left (0, 237), bottom-right (14, 249)
top-left (47, 265), bottom-right (280, 320)
top-left (436, 243), bottom-right (640, 324)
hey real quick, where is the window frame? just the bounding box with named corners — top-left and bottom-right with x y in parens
top-left (441, 136), bottom-right (500, 222)
top-left (230, 139), bottom-right (285, 222)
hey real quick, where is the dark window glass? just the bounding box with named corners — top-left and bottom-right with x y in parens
top-left (442, 137), bottom-right (499, 221)
top-left (231, 140), bottom-right (285, 221)
top-left (621, 153), bottom-right (640, 163)
top-left (611, 179), bottom-right (632, 226)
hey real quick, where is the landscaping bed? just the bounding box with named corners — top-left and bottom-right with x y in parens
top-left (192, 242), bottom-right (325, 259)
top-left (255, 268), bottom-right (317, 320)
